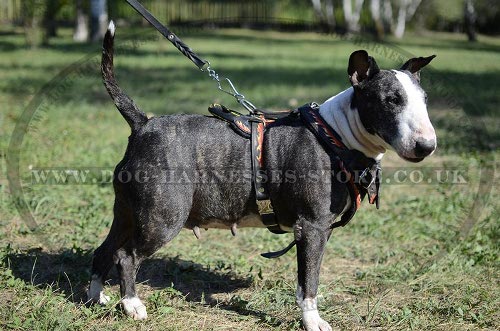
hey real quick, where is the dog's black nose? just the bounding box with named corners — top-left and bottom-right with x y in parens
top-left (414, 138), bottom-right (436, 158)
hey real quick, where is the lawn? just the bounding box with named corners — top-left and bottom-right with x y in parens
top-left (0, 25), bottom-right (498, 330)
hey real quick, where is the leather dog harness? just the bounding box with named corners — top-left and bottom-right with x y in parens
top-left (125, 0), bottom-right (381, 257)
top-left (209, 102), bottom-right (382, 253)
top-left (209, 104), bottom-right (289, 234)
top-left (296, 103), bottom-right (381, 225)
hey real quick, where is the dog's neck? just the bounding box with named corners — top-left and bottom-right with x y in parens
top-left (319, 87), bottom-right (388, 161)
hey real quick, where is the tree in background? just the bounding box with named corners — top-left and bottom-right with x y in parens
top-left (343, 0), bottom-right (364, 32)
top-left (393, 0), bottom-right (422, 38)
top-left (21, 0), bottom-right (105, 45)
top-left (464, 0), bottom-right (477, 41)
top-left (21, 0), bottom-right (46, 47)
top-left (42, 0), bottom-right (63, 43)
top-left (310, 0), bottom-right (422, 38)
top-left (370, 0), bottom-right (422, 38)
top-left (310, 0), bottom-right (365, 32)
top-left (90, 0), bottom-right (108, 42)
top-left (21, 0), bottom-right (67, 46)
top-left (310, 0), bottom-right (336, 30)
top-left (73, 0), bottom-right (107, 42)
top-left (13, 0), bottom-right (500, 46)
top-left (74, 0), bottom-right (89, 42)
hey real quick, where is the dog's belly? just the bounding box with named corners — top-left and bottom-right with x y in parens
top-left (186, 214), bottom-right (295, 233)
top-left (189, 213), bottom-right (266, 229)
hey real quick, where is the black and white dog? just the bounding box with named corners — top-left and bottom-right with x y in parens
top-left (88, 22), bottom-right (436, 331)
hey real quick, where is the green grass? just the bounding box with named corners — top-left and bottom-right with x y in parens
top-left (0, 26), bottom-right (499, 330)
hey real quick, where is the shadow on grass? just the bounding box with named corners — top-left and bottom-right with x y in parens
top-left (0, 40), bottom-right (18, 52)
top-left (5, 248), bottom-right (281, 326)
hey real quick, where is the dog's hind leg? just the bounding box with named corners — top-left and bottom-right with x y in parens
top-left (114, 244), bottom-right (148, 320)
top-left (88, 223), bottom-right (128, 304)
top-left (115, 233), bottom-right (184, 319)
top-left (116, 196), bottom-right (191, 320)
top-left (88, 199), bottom-right (133, 305)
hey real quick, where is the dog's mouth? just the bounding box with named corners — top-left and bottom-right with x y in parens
top-left (401, 155), bottom-right (425, 163)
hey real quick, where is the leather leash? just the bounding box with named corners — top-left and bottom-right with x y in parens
top-left (125, 0), bottom-right (258, 113)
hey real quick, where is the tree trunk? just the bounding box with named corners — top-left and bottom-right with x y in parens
top-left (311, 0), bottom-right (324, 22)
top-left (381, 0), bottom-right (393, 34)
top-left (22, 0), bottom-right (45, 48)
top-left (394, 0), bottom-right (422, 38)
top-left (394, 0), bottom-right (408, 38)
top-left (324, 0), bottom-right (336, 28)
top-left (42, 0), bottom-right (60, 45)
top-left (343, 0), bottom-right (365, 32)
top-left (378, 0), bottom-right (421, 39)
top-left (370, 0), bottom-right (384, 38)
top-left (310, 0), bottom-right (336, 30)
top-left (74, 0), bottom-right (89, 42)
top-left (407, 0), bottom-right (422, 18)
top-left (90, 0), bottom-right (108, 42)
top-left (464, 0), bottom-right (477, 42)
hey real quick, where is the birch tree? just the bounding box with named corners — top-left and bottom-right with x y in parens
top-left (74, 0), bottom-right (89, 42)
top-left (310, 0), bottom-right (336, 29)
top-left (370, 0), bottom-right (422, 38)
top-left (343, 0), bottom-right (365, 32)
top-left (394, 0), bottom-right (421, 38)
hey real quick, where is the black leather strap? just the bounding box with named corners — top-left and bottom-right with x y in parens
top-left (208, 103), bottom-right (252, 138)
top-left (209, 104), bottom-right (287, 235)
top-left (251, 120), bottom-right (267, 200)
top-left (126, 0), bottom-right (207, 69)
top-left (261, 240), bottom-right (296, 259)
top-left (251, 119), bottom-right (287, 234)
top-left (298, 103), bottom-right (381, 228)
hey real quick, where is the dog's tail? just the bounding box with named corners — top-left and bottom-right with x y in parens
top-left (102, 21), bottom-right (148, 131)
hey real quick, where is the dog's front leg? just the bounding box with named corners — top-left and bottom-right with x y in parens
top-left (295, 221), bottom-right (333, 331)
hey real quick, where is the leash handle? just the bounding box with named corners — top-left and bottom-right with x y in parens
top-left (126, 0), bottom-right (207, 70)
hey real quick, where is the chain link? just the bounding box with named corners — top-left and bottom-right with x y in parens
top-left (203, 62), bottom-right (257, 113)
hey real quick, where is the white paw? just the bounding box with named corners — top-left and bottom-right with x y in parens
top-left (91, 292), bottom-right (110, 305)
top-left (122, 297), bottom-right (148, 320)
top-left (87, 276), bottom-right (110, 305)
top-left (303, 309), bottom-right (333, 331)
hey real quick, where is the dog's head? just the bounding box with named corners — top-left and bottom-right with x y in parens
top-left (348, 50), bottom-right (436, 162)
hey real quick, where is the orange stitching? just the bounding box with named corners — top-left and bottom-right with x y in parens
top-left (235, 120), bottom-right (250, 133)
top-left (256, 122), bottom-right (265, 167)
top-left (311, 111), bottom-right (344, 147)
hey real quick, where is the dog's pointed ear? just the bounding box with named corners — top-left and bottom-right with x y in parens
top-left (348, 50), bottom-right (380, 87)
top-left (400, 55), bottom-right (436, 82)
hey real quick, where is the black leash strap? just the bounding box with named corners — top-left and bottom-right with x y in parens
top-left (126, 0), bottom-right (207, 70)
top-left (125, 0), bottom-right (259, 113)
top-left (261, 240), bottom-right (296, 259)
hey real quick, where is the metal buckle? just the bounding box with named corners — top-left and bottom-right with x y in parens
top-left (256, 199), bottom-right (274, 215)
top-left (358, 167), bottom-right (375, 189)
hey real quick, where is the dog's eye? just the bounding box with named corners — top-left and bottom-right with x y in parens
top-left (424, 93), bottom-right (428, 103)
top-left (386, 95), bottom-right (402, 105)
